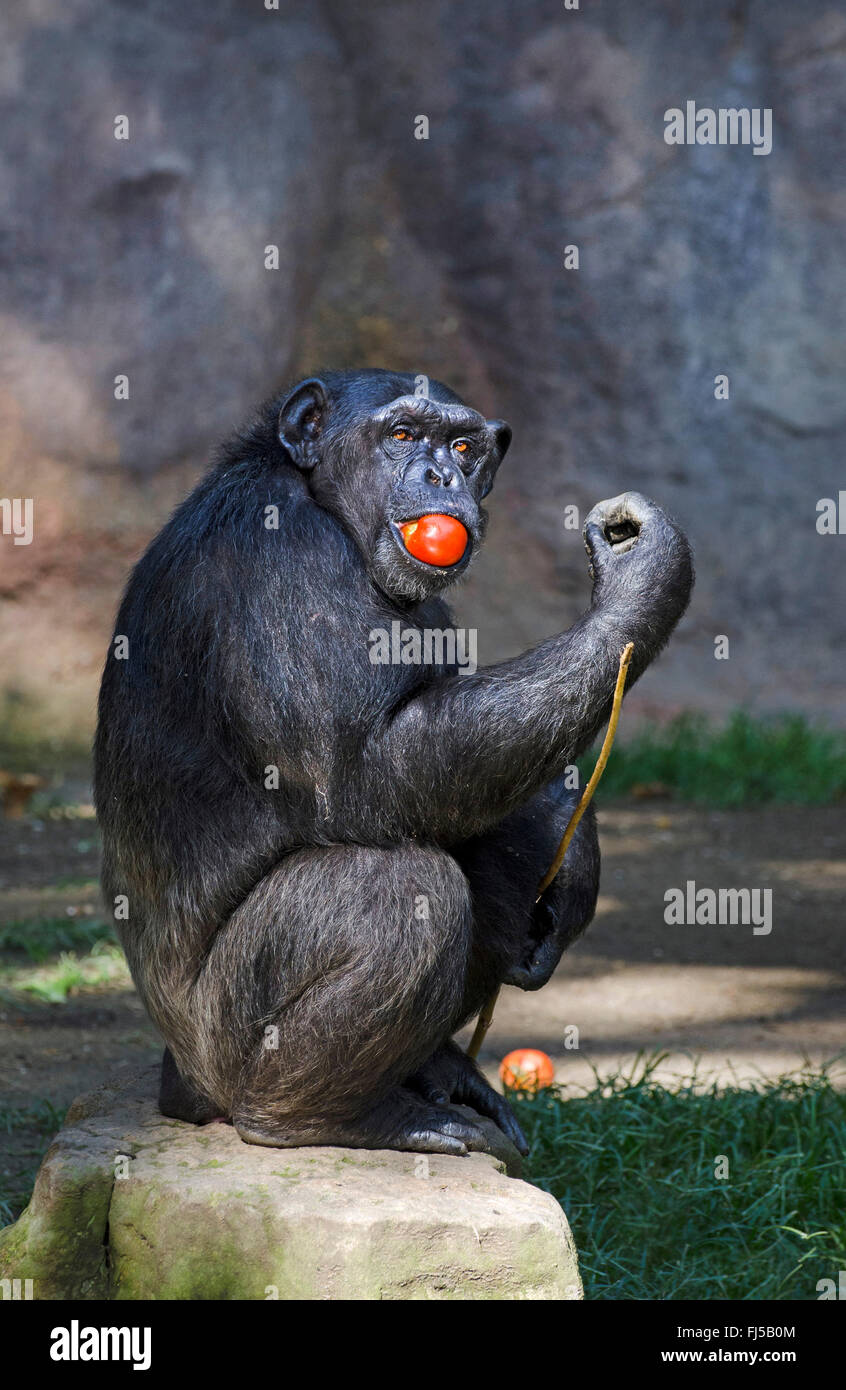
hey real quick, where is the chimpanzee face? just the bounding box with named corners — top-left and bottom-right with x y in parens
top-left (277, 373), bottom-right (511, 602)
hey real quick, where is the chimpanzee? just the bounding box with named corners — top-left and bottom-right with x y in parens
top-left (94, 369), bottom-right (693, 1156)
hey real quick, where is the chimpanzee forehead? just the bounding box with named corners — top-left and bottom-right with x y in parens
top-left (373, 395), bottom-right (488, 432)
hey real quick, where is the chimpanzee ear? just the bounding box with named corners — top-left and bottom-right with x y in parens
top-left (277, 378), bottom-right (329, 470)
top-left (479, 419), bottom-right (512, 499)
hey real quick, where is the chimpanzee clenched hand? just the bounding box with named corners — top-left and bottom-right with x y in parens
top-left (95, 370), bottom-right (693, 1157)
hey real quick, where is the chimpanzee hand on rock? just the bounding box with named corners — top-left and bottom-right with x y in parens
top-left (406, 1041), bottom-right (529, 1156)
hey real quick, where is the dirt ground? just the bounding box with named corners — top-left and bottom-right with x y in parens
top-left (465, 803), bottom-right (846, 1090)
top-left (1, 798), bottom-right (844, 1206)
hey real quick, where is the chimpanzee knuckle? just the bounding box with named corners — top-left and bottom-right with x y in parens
top-left (582, 518), bottom-right (601, 549)
top-left (588, 491), bottom-right (638, 524)
top-left (620, 490), bottom-right (653, 516)
top-left (584, 496), bottom-right (618, 529)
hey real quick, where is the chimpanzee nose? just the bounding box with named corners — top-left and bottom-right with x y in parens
top-left (425, 463), bottom-right (458, 488)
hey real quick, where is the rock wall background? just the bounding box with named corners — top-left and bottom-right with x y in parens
top-left (1, 0), bottom-right (844, 749)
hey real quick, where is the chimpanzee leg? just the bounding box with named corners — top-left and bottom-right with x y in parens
top-left (182, 843), bottom-right (489, 1154)
top-left (159, 1047), bottom-right (222, 1125)
top-left (401, 785), bottom-right (597, 1155)
top-left (453, 778), bottom-right (600, 1013)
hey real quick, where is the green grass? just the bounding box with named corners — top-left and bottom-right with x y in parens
top-left (0, 942), bottom-right (127, 1002)
top-left (512, 1055), bottom-right (846, 1300)
top-left (0, 917), bottom-right (126, 1001)
top-left (585, 712), bottom-right (846, 806)
top-left (0, 1100), bottom-right (66, 1226)
top-left (0, 915), bottom-right (114, 963)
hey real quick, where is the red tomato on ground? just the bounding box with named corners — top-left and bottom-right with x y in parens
top-left (499, 1048), bottom-right (556, 1092)
top-left (400, 514), bottom-right (468, 566)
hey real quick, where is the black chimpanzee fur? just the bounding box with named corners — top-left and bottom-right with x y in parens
top-left (94, 369), bottom-right (693, 1156)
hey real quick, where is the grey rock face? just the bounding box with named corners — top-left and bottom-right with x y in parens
top-left (1, 1), bottom-right (843, 734)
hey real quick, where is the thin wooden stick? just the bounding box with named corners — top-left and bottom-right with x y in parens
top-left (535, 640), bottom-right (634, 901)
top-left (465, 989), bottom-right (500, 1063)
top-left (466, 641), bottom-right (634, 1061)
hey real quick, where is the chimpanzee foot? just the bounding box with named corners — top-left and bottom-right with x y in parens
top-left (159, 1047), bottom-right (225, 1124)
top-left (406, 1040), bottom-right (529, 1156)
top-left (233, 1085), bottom-right (489, 1155)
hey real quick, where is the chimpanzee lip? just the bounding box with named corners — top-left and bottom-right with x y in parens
top-left (389, 516), bottom-right (471, 570)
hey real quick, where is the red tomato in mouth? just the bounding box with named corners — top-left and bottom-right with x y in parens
top-left (400, 514), bottom-right (469, 566)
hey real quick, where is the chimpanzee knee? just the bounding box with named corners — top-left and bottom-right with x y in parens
top-left (185, 843), bottom-right (473, 1146)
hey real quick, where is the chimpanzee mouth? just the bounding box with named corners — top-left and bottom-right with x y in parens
top-left (390, 514), bottom-right (471, 569)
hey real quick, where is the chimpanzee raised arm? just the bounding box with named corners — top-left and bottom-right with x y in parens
top-left (365, 490), bottom-right (692, 842)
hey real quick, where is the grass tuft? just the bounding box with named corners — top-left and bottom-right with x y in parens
top-left (0, 916), bottom-right (114, 963)
top-left (0, 918), bottom-right (126, 1002)
top-left (584, 711), bottom-right (846, 806)
top-left (0, 1100), bottom-right (66, 1225)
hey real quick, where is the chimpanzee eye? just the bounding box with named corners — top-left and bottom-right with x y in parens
top-left (452, 439), bottom-right (474, 464)
top-left (391, 427), bottom-right (415, 441)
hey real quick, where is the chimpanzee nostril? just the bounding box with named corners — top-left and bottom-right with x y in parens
top-left (425, 468), bottom-right (441, 486)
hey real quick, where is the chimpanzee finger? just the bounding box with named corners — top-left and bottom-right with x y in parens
top-left (403, 1126), bottom-right (468, 1156)
top-left (427, 1107), bottom-right (489, 1152)
top-left (582, 520), bottom-right (612, 580)
top-left (404, 1064), bottom-right (451, 1107)
top-left (459, 1074), bottom-right (530, 1156)
top-left (417, 1079), bottom-right (451, 1106)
